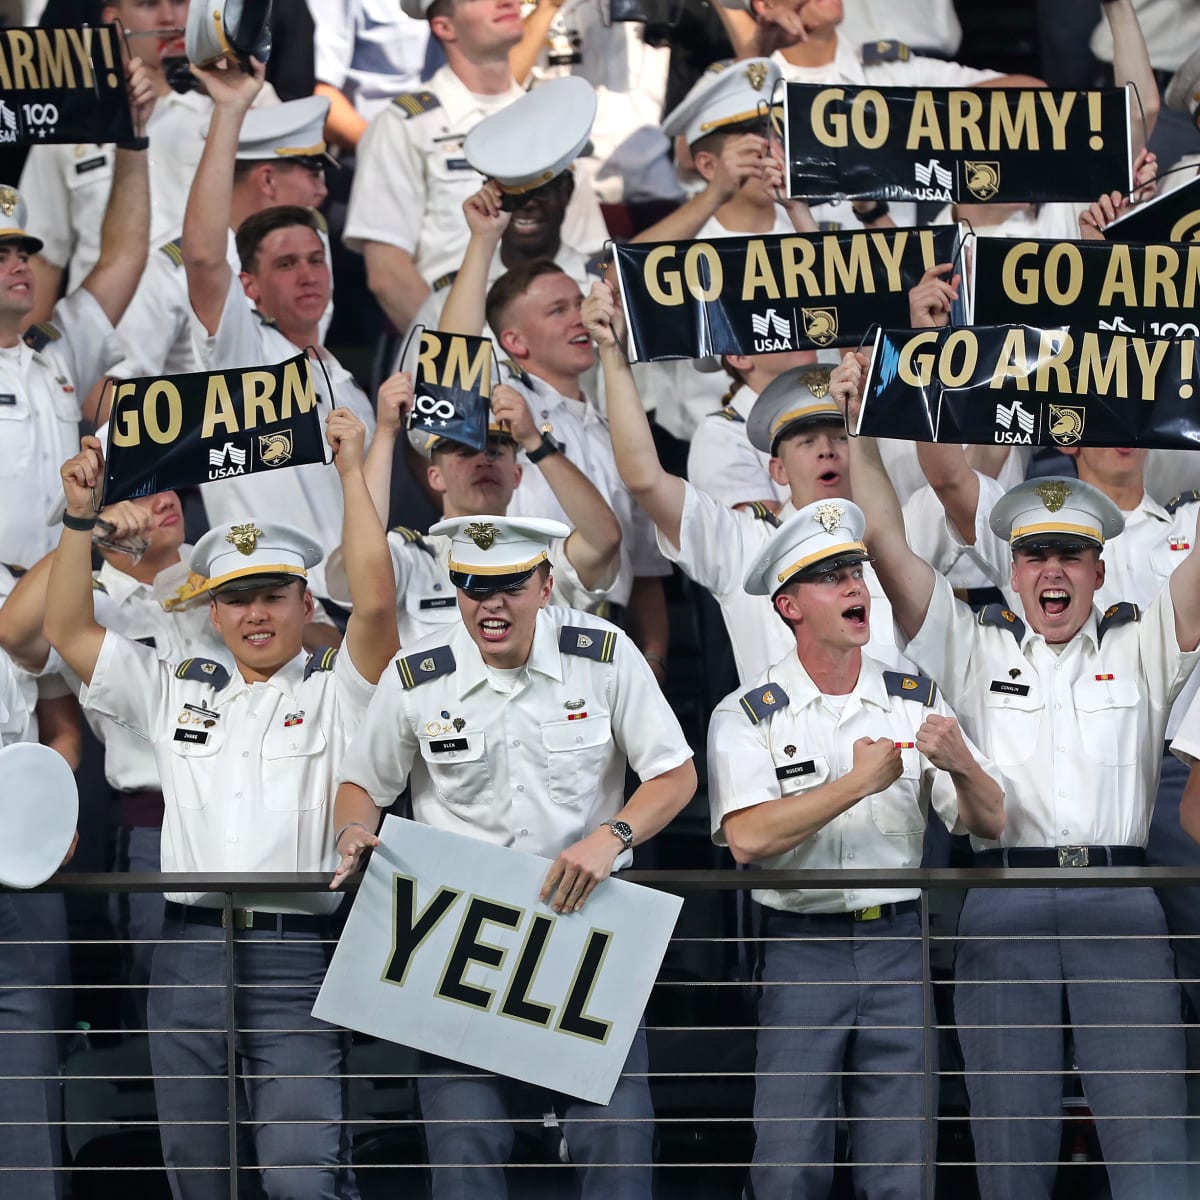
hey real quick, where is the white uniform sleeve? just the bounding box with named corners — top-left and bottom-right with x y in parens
top-left (310, 0), bottom-right (353, 90)
top-left (333, 643), bottom-right (377, 728)
top-left (885, 52), bottom-right (1000, 87)
top-left (657, 481), bottom-right (759, 599)
top-left (551, 534), bottom-right (619, 609)
top-left (1136, 584), bottom-right (1200, 708)
top-left (19, 146), bottom-right (75, 271)
top-left (344, 105), bottom-right (426, 254)
top-left (113, 252), bottom-right (189, 378)
top-left (337, 658), bottom-right (420, 805)
top-left (687, 418), bottom-right (776, 508)
top-left (899, 573), bottom-right (987, 714)
top-left (52, 287), bottom-right (124, 398)
top-left (706, 699), bottom-right (787, 845)
top-left (79, 629), bottom-right (167, 740)
top-left (193, 273), bottom-right (270, 370)
top-left (606, 631), bottom-right (693, 781)
top-left (925, 690), bottom-right (996, 835)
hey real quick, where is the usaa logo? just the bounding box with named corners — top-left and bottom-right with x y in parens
top-left (750, 307), bottom-right (793, 352)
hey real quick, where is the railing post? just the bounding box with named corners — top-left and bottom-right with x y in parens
top-left (222, 891), bottom-right (239, 1200)
top-left (920, 888), bottom-right (936, 1200)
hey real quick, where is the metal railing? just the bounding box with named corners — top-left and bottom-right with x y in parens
top-left (4, 866), bottom-right (1200, 1199)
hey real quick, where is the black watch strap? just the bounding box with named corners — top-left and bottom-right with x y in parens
top-left (526, 432), bottom-right (561, 464)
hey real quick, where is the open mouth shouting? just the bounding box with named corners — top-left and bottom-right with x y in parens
top-left (479, 617), bottom-right (511, 644)
top-left (1039, 587), bottom-right (1070, 618)
top-left (842, 604), bottom-right (867, 628)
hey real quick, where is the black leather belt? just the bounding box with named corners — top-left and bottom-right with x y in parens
top-left (164, 901), bottom-right (332, 933)
top-left (974, 846), bottom-right (1145, 868)
top-left (767, 899), bottom-right (921, 923)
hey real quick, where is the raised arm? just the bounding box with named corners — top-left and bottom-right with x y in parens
top-left (328, 409), bottom-right (400, 682)
top-left (0, 551), bottom-right (55, 673)
top-left (582, 280), bottom-right (687, 547)
top-left (833, 351), bottom-right (936, 641)
top-left (362, 371), bottom-right (412, 525)
top-left (1168, 504), bottom-right (1200, 651)
top-left (1106, 0), bottom-right (1159, 148)
top-left (43, 439), bottom-right (108, 686)
top-left (182, 58), bottom-right (265, 334)
top-left (492, 383), bottom-right (621, 589)
top-left (510, 0), bottom-right (561, 85)
top-left (80, 58), bottom-right (153, 327)
top-left (916, 714), bottom-right (1005, 840)
top-left (438, 182), bottom-right (508, 335)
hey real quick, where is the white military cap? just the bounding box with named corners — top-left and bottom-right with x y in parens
top-left (401, 0), bottom-right (437, 19)
top-left (988, 477), bottom-right (1125, 551)
top-left (464, 77), bottom-right (596, 200)
top-left (746, 365), bottom-right (841, 455)
top-left (235, 95), bottom-right (333, 165)
top-left (431, 515), bottom-right (570, 588)
top-left (186, 0), bottom-right (272, 70)
top-left (192, 520), bottom-right (322, 594)
top-left (743, 499), bottom-right (870, 595)
top-left (0, 183), bottom-right (43, 253)
top-left (0, 743), bottom-right (78, 889)
top-left (662, 58), bottom-right (780, 148)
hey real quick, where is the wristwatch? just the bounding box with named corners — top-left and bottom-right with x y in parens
top-left (526, 431), bottom-right (561, 464)
top-left (604, 819), bottom-right (634, 852)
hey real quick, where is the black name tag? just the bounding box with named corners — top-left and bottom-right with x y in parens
top-left (75, 155), bottom-right (107, 175)
top-left (419, 596), bottom-right (456, 610)
top-left (0, 394), bottom-right (16, 406)
top-left (429, 737), bottom-right (468, 753)
top-left (173, 727), bottom-right (209, 745)
top-left (776, 760), bottom-right (816, 780)
top-left (446, 158), bottom-right (472, 171)
top-left (135, 636), bottom-right (157, 648)
top-left (989, 680), bottom-right (1031, 697)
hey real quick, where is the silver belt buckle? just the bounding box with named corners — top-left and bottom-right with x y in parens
top-left (222, 908), bottom-right (254, 930)
top-left (1057, 846), bottom-right (1089, 868)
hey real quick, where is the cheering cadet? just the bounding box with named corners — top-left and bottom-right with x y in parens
top-left (834, 350), bottom-right (1200, 1200)
top-left (42, 409), bottom-right (399, 1200)
top-left (708, 500), bottom-right (1003, 1200)
top-left (331, 515), bottom-right (696, 1200)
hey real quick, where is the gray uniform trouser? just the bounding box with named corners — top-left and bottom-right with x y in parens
top-left (0, 894), bottom-right (62, 1199)
top-left (147, 912), bottom-right (359, 1200)
top-left (955, 885), bottom-right (1188, 1200)
top-left (417, 1026), bottom-right (654, 1200)
top-left (747, 905), bottom-right (927, 1200)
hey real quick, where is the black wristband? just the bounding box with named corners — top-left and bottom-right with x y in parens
top-left (116, 136), bottom-right (150, 151)
top-left (526, 432), bottom-right (561, 464)
top-left (62, 512), bottom-right (98, 532)
top-left (854, 200), bottom-right (890, 224)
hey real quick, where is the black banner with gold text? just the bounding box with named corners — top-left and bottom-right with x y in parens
top-left (858, 325), bottom-right (1200, 450)
top-left (104, 353), bottom-right (326, 504)
top-left (1105, 174), bottom-right (1200, 245)
top-left (0, 24), bottom-right (133, 145)
top-left (406, 330), bottom-right (494, 453)
top-left (613, 224), bottom-right (967, 362)
top-left (784, 83), bottom-right (1131, 203)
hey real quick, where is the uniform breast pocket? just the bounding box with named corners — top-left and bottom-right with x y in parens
top-left (261, 722), bottom-right (329, 809)
top-left (983, 686), bottom-right (1043, 765)
top-left (0, 400), bottom-right (33, 476)
top-left (1074, 680), bottom-right (1140, 766)
top-left (541, 716), bottom-right (613, 807)
top-left (418, 731), bottom-right (492, 810)
top-left (870, 751), bottom-right (925, 836)
top-left (168, 729), bottom-right (222, 807)
top-left (775, 753), bottom-right (829, 797)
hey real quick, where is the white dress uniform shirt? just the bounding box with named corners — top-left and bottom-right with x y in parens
top-left (659, 481), bottom-right (907, 683)
top-left (902, 472), bottom-right (1008, 591)
top-left (709, 650), bottom-right (981, 913)
top-left (323, 525), bottom-right (614, 643)
top-left (837, 1), bottom-right (962, 56)
top-left (523, 0), bottom-right (681, 206)
top-left (83, 555), bottom-right (234, 793)
top-left (310, 0), bottom-right (431, 120)
top-left (0, 288), bottom-right (123, 567)
top-left (1091, 0), bottom-right (1200, 72)
top-left (19, 89), bottom-right (278, 289)
top-left (82, 631), bottom-right (376, 913)
top-left (116, 226), bottom-right (334, 378)
top-left (1145, 450), bottom-right (1200, 509)
top-left (338, 606), bottom-right (693, 857)
top-left (687, 384), bottom-right (790, 509)
top-left (0, 648), bottom-right (30, 747)
top-left (501, 371), bottom-right (669, 604)
top-left (902, 574), bottom-right (1199, 849)
top-left (772, 31), bottom-right (997, 88)
top-left (191, 274), bottom-right (376, 598)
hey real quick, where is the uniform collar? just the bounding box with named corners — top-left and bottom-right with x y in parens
top-left (1131, 490), bottom-right (1171, 524)
top-left (1020, 610), bottom-right (1100, 655)
top-left (430, 65), bottom-right (524, 126)
top-left (97, 558), bottom-right (152, 605)
top-left (229, 648), bottom-right (308, 701)
top-left (777, 648), bottom-right (892, 711)
top-left (451, 609), bottom-right (564, 697)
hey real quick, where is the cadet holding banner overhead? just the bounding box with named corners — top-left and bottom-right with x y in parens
top-left (833, 349), bottom-right (1200, 1200)
top-left (707, 500), bottom-right (1003, 1200)
top-left (331, 515), bottom-right (696, 1200)
top-left (42, 408), bottom-right (399, 1200)
top-left (182, 55), bottom-right (375, 601)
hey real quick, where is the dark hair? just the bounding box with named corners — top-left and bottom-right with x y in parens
top-left (235, 205), bottom-right (323, 273)
top-left (485, 260), bottom-right (569, 340)
top-left (427, 0), bottom-right (457, 40)
top-left (720, 357), bottom-right (747, 406)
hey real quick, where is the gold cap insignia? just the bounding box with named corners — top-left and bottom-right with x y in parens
top-left (465, 521), bottom-right (499, 550)
top-left (802, 307), bottom-right (838, 346)
top-left (965, 161), bottom-right (1000, 201)
top-left (225, 523), bottom-right (263, 556)
top-left (1048, 404), bottom-right (1085, 446)
top-left (1033, 481), bottom-right (1071, 513)
top-left (0, 186), bottom-right (17, 219)
top-left (745, 62), bottom-right (768, 91)
top-left (259, 430), bottom-right (293, 466)
top-left (805, 368), bottom-right (832, 399)
top-left (762, 689), bottom-right (776, 706)
top-left (814, 502), bottom-right (845, 534)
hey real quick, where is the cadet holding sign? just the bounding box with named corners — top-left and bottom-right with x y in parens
top-left (332, 516), bottom-right (696, 1200)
